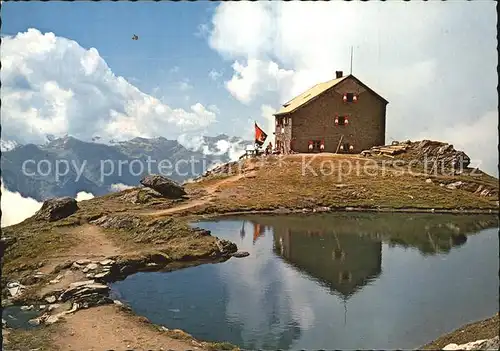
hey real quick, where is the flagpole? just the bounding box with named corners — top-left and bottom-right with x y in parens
top-left (350, 46), bottom-right (353, 75)
top-left (254, 120), bottom-right (258, 151)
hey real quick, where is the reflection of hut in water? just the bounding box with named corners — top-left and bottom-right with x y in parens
top-left (235, 212), bottom-right (498, 296)
top-left (274, 228), bottom-right (382, 299)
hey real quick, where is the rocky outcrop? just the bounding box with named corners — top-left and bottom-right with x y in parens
top-left (69, 259), bottom-right (116, 280)
top-left (0, 236), bottom-right (17, 251)
top-left (200, 161), bottom-right (239, 178)
top-left (30, 280), bottom-right (113, 326)
top-left (6, 282), bottom-right (25, 298)
top-left (215, 238), bottom-right (238, 257)
top-left (443, 336), bottom-right (499, 350)
top-left (59, 280), bottom-right (112, 307)
top-left (34, 197), bottom-right (79, 221)
top-left (124, 188), bottom-right (166, 204)
top-left (446, 181), bottom-right (464, 190)
top-left (34, 279), bottom-right (113, 326)
top-left (413, 140), bottom-right (471, 171)
top-left (436, 181), bottom-right (498, 199)
top-left (140, 175), bottom-right (186, 199)
top-left (363, 140), bottom-right (471, 173)
top-left (91, 214), bottom-right (141, 230)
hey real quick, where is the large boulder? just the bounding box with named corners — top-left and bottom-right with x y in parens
top-left (215, 238), bottom-right (238, 257)
top-left (413, 140), bottom-right (471, 171)
top-left (34, 197), bottom-right (79, 222)
top-left (139, 174), bottom-right (186, 199)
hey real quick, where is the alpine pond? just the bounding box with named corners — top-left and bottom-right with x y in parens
top-left (111, 213), bottom-right (499, 350)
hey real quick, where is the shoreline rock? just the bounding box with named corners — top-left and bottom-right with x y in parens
top-left (232, 251), bottom-right (250, 258)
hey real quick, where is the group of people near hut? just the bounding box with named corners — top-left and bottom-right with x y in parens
top-left (255, 122), bottom-right (297, 156)
top-left (263, 139), bottom-right (297, 155)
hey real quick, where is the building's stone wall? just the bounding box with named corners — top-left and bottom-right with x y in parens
top-left (274, 116), bottom-right (293, 154)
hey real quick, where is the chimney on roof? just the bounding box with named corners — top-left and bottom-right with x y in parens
top-left (335, 71), bottom-right (343, 79)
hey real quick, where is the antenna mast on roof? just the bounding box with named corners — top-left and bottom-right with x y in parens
top-left (350, 46), bottom-right (353, 75)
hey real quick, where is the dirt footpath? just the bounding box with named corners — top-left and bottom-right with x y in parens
top-left (146, 172), bottom-right (254, 217)
top-left (4, 223), bottom-right (215, 351)
top-left (55, 305), bottom-right (206, 351)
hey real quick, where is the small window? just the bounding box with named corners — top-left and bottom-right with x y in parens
top-left (284, 116), bottom-right (290, 126)
top-left (339, 271), bottom-right (352, 283)
top-left (346, 92), bottom-right (354, 102)
top-left (338, 116), bottom-right (346, 126)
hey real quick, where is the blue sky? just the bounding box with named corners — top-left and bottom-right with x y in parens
top-left (1, 1), bottom-right (497, 174)
top-left (1, 1), bottom-right (257, 138)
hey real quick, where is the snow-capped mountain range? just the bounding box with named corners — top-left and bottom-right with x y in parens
top-left (1, 134), bottom-right (252, 201)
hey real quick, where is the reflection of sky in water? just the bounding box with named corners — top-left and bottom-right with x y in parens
top-left (111, 214), bottom-right (499, 350)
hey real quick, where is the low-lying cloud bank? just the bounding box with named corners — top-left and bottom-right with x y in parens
top-left (1, 180), bottom-right (43, 227)
top-left (75, 191), bottom-right (95, 202)
top-left (177, 134), bottom-right (251, 162)
top-left (109, 183), bottom-right (135, 192)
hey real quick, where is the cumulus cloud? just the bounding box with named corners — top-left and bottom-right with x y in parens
top-left (225, 60), bottom-right (294, 104)
top-left (109, 183), bottom-right (135, 192)
top-left (1, 179), bottom-right (43, 227)
top-left (75, 191), bottom-right (95, 202)
top-left (260, 104), bottom-right (277, 145)
top-left (178, 79), bottom-right (193, 91)
top-left (207, 104), bottom-right (220, 114)
top-left (208, 2), bottom-right (498, 175)
top-left (208, 69), bottom-right (223, 81)
top-left (177, 134), bottom-right (206, 152)
top-left (1, 28), bottom-right (217, 145)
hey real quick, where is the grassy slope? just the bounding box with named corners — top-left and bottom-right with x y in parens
top-left (187, 155), bottom-right (499, 214)
top-left (422, 313), bottom-right (500, 349)
top-left (1, 152), bottom-right (497, 351)
top-left (1, 187), bottom-right (213, 278)
top-left (3, 153), bottom-right (498, 277)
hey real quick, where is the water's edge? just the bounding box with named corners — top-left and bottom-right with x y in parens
top-left (108, 214), bottom-right (498, 350)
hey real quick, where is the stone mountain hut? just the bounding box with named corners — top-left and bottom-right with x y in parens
top-left (273, 71), bottom-right (388, 154)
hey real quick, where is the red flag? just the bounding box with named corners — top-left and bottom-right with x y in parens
top-left (255, 122), bottom-right (267, 146)
top-left (252, 222), bottom-right (265, 244)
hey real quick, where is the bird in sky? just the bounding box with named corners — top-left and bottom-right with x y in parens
top-left (132, 34), bottom-right (139, 40)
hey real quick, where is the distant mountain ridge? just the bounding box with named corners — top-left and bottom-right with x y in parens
top-left (1, 134), bottom-right (252, 201)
